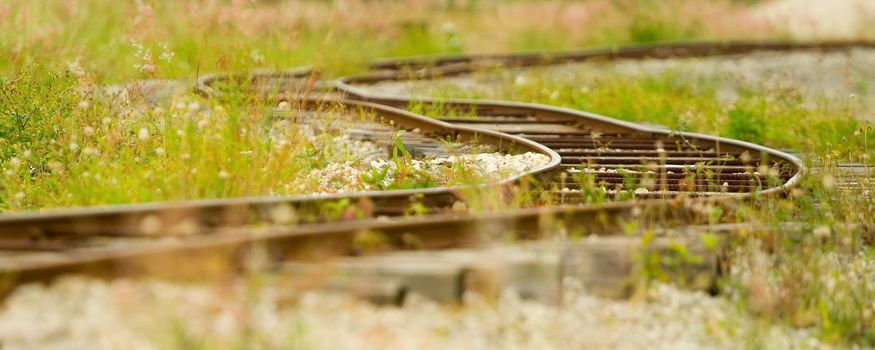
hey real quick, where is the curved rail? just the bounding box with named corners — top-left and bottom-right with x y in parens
top-left (336, 41), bottom-right (825, 198)
top-left (336, 90), bottom-right (804, 198)
top-left (365, 40), bottom-right (875, 75)
top-left (3, 40), bottom-right (870, 293)
top-left (0, 98), bottom-right (559, 237)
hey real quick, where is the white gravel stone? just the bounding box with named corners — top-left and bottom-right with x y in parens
top-left (288, 149), bottom-right (550, 194)
top-left (0, 277), bottom-right (820, 350)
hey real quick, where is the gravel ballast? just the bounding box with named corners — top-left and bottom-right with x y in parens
top-left (0, 277), bottom-right (819, 350)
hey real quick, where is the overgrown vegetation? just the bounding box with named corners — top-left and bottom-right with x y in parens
top-left (0, 72), bottom-right (516, 210)
top-left (382, 50), bottom-right (875, 346)
top-left (3, 0), bottom-right (875, 348)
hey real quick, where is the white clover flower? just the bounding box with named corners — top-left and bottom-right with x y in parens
top-left (78, 100), bottom-right (90, 109)
top-left (155, 147), bottom-right (165, 156)
top-left (102, 117), bottom-right (112, 125)
top-left (218, 170), bottom-right (230, 179)
top-left (4, 170), bottom-right (13, 176)
top-left (83, 126), bottom-right (94, 136)
top-left (66, 59), bottom-right (86, 78)
top-left (69, 143), bottom-right (79, 151)
top-left (14, 192), bottom-right (24, 200)
top-left (138, 128), bottom-right (149, 141)
top-left (9, 157), bottom-right (21, 168)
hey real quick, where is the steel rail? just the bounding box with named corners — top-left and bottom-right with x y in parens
top-left (0, 196), bottom-right (727, 287)
top-left (335, 41), bottom-right (832, 197)
top-left (0, 98), bottom-right (559, 238)
top-left (3, 40), bottom-right (869, 292)
top-left (364, 40), bottom-right (875, 74)
top-left (333, 91), bottom-right (804, 197)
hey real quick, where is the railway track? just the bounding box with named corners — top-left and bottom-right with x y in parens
top-left (5, 40), bottom-right (868, 299)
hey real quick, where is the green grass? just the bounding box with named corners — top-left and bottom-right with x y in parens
top-left (0, 73), bottom-right (496, 210)
top-left (408, 64), bottom-right (875, 158)
top-left (3, 0), bottom-right (875, 348)
top-left (407, 54), bottom-right (875, 346)
top-left (0, 0), bottom-right (776, 210)
top-left (0, 0), bottom-right (757, 81)
top-left (2, 0), bottom-right (736, 207)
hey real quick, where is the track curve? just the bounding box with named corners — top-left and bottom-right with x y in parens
top-left (332, 41), bottom-right (875, 200)
top-left (3, 40), bottom-right (870, 293)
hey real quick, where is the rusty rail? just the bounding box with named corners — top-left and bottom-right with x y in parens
top-left (2, 40), bottom-right (865, 294)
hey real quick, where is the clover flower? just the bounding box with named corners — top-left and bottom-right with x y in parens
top-left (138, 128), bottom-right (150, 141)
